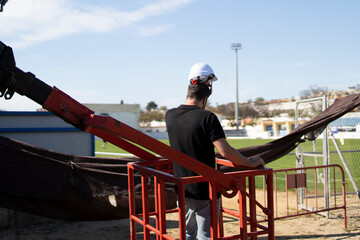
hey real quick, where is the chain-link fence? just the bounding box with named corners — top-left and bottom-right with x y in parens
top-left (328, 112), bottom-right (360, 194)
top-left (295, 97), bottom-right (360, 196)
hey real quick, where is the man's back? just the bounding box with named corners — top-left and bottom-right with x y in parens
top-left (165, 104), bottom-right (225, 199)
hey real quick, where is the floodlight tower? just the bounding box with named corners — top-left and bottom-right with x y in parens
top-left (231, 43), bottom-right (241, 132)
top-left (0, 0), bottom-right (8, 12)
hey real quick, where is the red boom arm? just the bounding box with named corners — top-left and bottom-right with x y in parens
top-left (43, 86), bottom-right (244, 196)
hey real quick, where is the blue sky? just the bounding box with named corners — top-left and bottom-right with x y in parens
top-left (0, 0), bottom-right (359, 111)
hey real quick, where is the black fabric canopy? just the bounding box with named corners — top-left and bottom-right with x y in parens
top-left (0, 136), bottom-right (177, 220)
top-left (220, 93), bottom-right (360, 164)
top-left (0, 93), bottom-right (359, 221)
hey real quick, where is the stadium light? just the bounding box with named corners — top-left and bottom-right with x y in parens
top-left (0, 0), bottom-right (8, 12)
top-left (231, 43), bottom-right (242, 132)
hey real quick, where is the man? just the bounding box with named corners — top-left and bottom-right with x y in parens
top-left (165, 63), bottom-right (265, 240)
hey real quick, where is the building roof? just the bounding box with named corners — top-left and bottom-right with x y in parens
top-left (83, 103), bottom-right (140, 113)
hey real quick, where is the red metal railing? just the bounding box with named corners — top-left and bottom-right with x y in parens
top-left (272, 164), bottom-right (347, 229)
top-left (41, 87), bottom-right (346, 236)
top-left (246, 164), bottom-right (347, 229)
top-left (128, 159), bottom-right (274, 240)
top-left (37, 86), bottom-right (275, 239)
top-left (42, 87), bottom-right (252, 198)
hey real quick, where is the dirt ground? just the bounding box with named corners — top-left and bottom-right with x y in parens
top-left (0, 192), bottom-right (359, 240)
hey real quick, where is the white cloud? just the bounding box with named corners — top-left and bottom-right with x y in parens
top-left (0, 95), bottom-right (42, 111)
top-left (0, 0), bottom-right (195, 48)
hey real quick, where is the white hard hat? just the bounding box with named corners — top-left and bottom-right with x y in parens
top-left (188, 63), bottom-right (218, 83)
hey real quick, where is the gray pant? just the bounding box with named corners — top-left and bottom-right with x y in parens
top-left (183, 197), bottom-right (221, 240)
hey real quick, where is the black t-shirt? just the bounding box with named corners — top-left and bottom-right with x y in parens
top-left (165, 105), bottom-right (225, 200)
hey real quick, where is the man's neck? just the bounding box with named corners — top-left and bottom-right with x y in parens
top-left (185, 97), bottom-right (205, 109)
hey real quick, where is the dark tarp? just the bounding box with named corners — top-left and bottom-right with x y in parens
top-left (0, 93), bottom-right (359, 221)
top-left (218, 93), bottom-right (360, 168)
top-left (0, 136), bottom-right (177, 220)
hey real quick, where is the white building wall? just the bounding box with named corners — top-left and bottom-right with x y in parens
top-left (84, 103), bottom-right (140, 130)
top-left (106, 112), bottom-right (139, 129)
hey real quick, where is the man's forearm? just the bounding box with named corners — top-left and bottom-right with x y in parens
top-left (213, 138), bottom-right (264, 168)
top-left (223, 147), bottom-right (254, 167)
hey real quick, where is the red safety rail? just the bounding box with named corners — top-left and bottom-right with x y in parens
top-left (128, 159), bottom-right (274, 240)
top-left (242, 164), bottom-right (346, 230)
top-left (42, 87), bottom-right (276, 238)
top-left (271, 164), bottom-right (347, 229)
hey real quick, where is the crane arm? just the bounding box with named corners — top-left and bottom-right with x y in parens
top-left (0, 41), bottom-right (248, 197)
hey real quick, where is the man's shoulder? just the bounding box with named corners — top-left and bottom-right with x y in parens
top-left (165, 105), bottom-right (215, 118)
top-left (166, 105), bottom-right (198, 114)
top-left (165, 107), bottom-right (178, 117)
top-left (202, 108), bottom-right (216, 115)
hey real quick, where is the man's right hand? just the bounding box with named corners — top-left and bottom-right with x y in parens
top-left (213, 138), bottom-right (266, 168)
top-left (250, 156), bottom-right (265, 168)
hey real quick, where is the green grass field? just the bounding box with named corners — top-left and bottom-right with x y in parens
top-left (95, 138), bottom-right (360, 192)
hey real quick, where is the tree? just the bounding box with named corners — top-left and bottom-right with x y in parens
top-left (146, 101), bottom-right (158, 111)
top-left (238, 104), bottom-right (258, 119)
top-left (159, 106), bottom-right (167, 111)
top-left (140, 110), bottom-right (164, 122)
top-left (288, 109), bottom-right (310, 119)
top-left (141, 102), bottom-right (166, 123)
top-left (214, 103), bottom-right (235, 120)
top-left (254, 104), bottom-right (271, 118)
top-left (254, 97), bottom-right (265, 103)
top-left (300, 85), bottom-right (329, 99)
top-left (309, 102), bottom-right (323, 118)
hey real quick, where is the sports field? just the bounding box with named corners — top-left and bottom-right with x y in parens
top-left (0, 138), bottom-right (358, 240)
top-left (95, 138), bottom-right (360, 192)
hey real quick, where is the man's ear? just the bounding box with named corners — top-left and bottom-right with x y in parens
top-left (202, 97), bottom-right (208, 109)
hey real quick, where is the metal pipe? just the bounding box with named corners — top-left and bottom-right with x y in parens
top-left (231, 43), bottom-right (241, 132)
top-left (322, 95), bottom-right (330, 217)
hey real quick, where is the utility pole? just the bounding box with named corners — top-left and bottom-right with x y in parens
top-left (231, 43), bottom-right (241, 132)
top-left (0, 0), bottom-right (8, 12)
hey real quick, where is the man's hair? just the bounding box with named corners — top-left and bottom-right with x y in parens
top-left (187, 83), bottom-right (212, 101)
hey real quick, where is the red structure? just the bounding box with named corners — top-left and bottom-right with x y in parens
top-left (1, 40), bottom-right (351, 239)
top-left (41, 86), bottom-right (276, 239)
top-left (272, 165), bottom-right (347, 229)
top-left (0, 40), bottom-right (276, 238)
top-left (128, 159), bottom-right (274, 240)
top-left (43, 86), bottom-right (275, 239)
